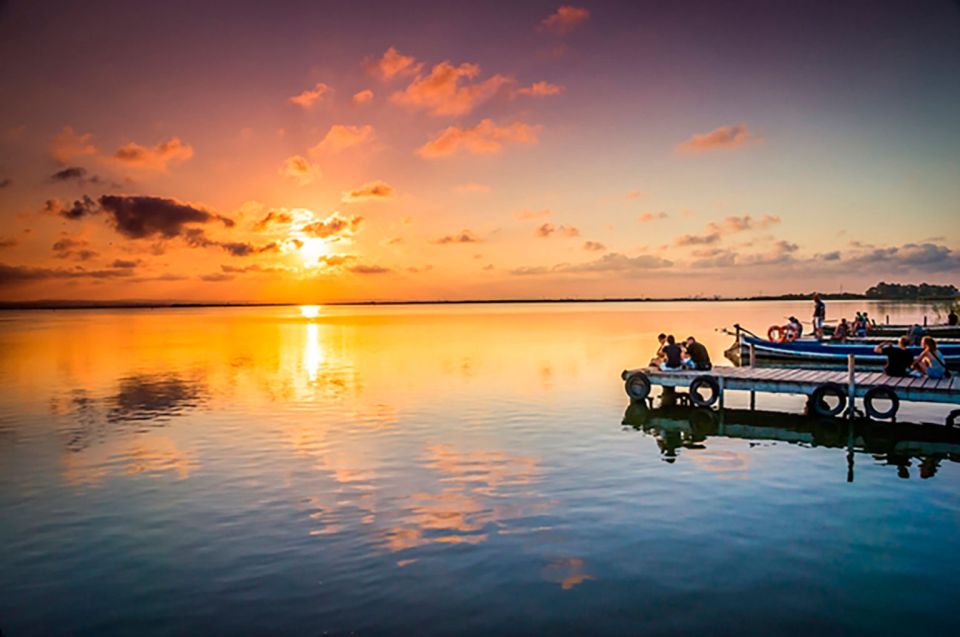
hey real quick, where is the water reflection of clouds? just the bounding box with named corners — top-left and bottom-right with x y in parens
top-left (51, 372), bottom-right (206, 486)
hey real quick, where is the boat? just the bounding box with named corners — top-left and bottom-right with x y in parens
top-left (726, 325), bottom-right (960, 370)
top-left (823, 322), bottom-right (960, 338)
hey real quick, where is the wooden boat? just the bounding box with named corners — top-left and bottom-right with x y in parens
top-left (823, 322), bottom-right (960, 338)
top-left (727, 326), bottom-right (960, 370)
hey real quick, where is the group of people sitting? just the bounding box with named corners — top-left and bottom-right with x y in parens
top-left (649, 334), bottom-right (712, 371)
top-left (874, 336), bottom-right (949, 379)
top-left (828, 311), bottom-right (875, 341)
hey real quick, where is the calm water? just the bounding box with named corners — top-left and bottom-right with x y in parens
top-left (1, 301), bottom-right (958, 636)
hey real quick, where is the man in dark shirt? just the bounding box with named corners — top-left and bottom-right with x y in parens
top-left (874, 336), bottom-right (915, 376)
top-left (812, 293), bottom-right (826, 339)
top-left (948, 310), bottom-right (958, 326)
top-left (684, 337), bottom-right (712, 370)
top-left (660, 335), bottom-right (683, 370)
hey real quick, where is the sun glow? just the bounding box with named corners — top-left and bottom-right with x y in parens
top-left (299, 305), bottom-right (321, 319)
top-left (298, 237), bottom-right (329, 265)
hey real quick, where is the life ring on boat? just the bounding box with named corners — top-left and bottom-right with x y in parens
top-left (624, 371), bottom-right (651, 401)
top-left (809, 382), bottom-right (847, 417)
top-left (863, 385), bottom-right (900, 420)
top-left (688, 407), bottom-right (717, 431)
top-left (689, 375), bottom-right (720, 408)
top-left (782, 325), bottom-right (799, 342)
top-left (767, 325), bottom-right (783, 342)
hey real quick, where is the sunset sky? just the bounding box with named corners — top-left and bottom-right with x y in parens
top-left (0, 0), bottom-right (958, 302)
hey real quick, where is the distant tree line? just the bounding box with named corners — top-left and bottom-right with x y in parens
top-left (865, 282), bottom-right (958, 300)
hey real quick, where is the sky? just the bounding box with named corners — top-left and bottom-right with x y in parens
top-left (0, 0), bottom-right (958, 303)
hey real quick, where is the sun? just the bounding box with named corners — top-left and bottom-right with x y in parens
top-left (298, 237), bottom-right (329, 264)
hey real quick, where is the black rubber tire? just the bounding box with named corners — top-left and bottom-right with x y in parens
top-left (810, 382), bottom-right (847, 417)
top-left (625, 372), bottom-right (651, 401)
top-left (689, 375), bottom-right (720, 408)
top-left (863, 385), bottom-right (900, 420)
top-left (689, 407), bottom-right (717, 431)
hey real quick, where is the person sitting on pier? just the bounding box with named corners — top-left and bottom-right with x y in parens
top-left (649, 333), bottom-right (667, 366)
top-left (682, 336), bottom-right (712, 371)
top-left (914, 336), bottom-right (948, 380)
top-left (874, 336), bottom-right (914, 377)
top-left (948, 309), bottom-right (958, 326)
top-left (907, 324), bottom-right (925, 346)
top-left (660, 335), bottom-right (684, 371)
top-left (831, 318), bottom-right (850, 341)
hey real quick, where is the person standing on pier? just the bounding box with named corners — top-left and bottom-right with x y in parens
top-left (812, 293), bottom-right (826, 339)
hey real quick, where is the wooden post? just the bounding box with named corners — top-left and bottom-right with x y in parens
top-left (748, 343), bottom-right (755, 368)
top-left (750, 391), bottom-right (756, 410)
top-left (924, 315), bottom-right (928, 326)
top-left (846, 354), bottom-right (856, 418)
top-left (885, 314), bottom-right (889, 325)
top-left (718, 376), bottom-right (725, 410)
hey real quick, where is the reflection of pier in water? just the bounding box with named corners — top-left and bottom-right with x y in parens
top-left (622, 403), bottom-right (960, 482)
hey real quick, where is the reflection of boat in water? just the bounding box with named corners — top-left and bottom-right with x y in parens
top-left (622, 403), bottom-right (960, 481)
top-left (726, 326), bottom-right (960, 370)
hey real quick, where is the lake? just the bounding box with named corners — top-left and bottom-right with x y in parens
top-left (1, 300), bottom-right (957, 635)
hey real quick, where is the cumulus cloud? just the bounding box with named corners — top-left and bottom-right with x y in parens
top-left (52, 237), bottom-right (98, 261)
top-left (113, 137), bottom-right (193, 170)
top-left (515, 81), bottom-right (563, 97)
top-left (706, 214), bottom-right (780, 234)
top-left (51, 126), bottom-right (97, 163)
top-left (200, 272), bottom-right (234, 282)
top-left (341, 180), bottom-right (395, 202)
top-left (253, 210), bottom-right (294, 231)
top-left (111, 259), bottom-right (139, 269)
top-left (639, 212), bottom-right (668, 223)
top-left (372, 47), bottom-right (422, 80)
top-left (432, 230), bottom-right (480, 244)
top-left (309, 124), bottom-right (375, 154)
top-left (0, 236), bottom-right (17, 248)
top-left (583, 241), bottom-right (606, 251)
top-left (417, 119), bottom-right (540, 158)
top-left (512, 252), bottom-right (672, 276)
top-left (279, 155), bottom-right (321, 185)
top-left (352, 89), bottom-right (374, 104)
top-left (674, 232), bottom-right (721, 246)
top-left (0, 263), bottom-right (133, 287)
top-left (301, 212), bottom-right (364, 239)
top-left (98, 195), bottom-right (233, 239)
top-left (289, 82), bottom-right (331, 107)
top-left (535, 223), bottom-right (579, 238)
top-left (51, 195), bottom-right (98, 220)
top-left (539, 6), bottom-right (590, 34)
top-left (50, 166), bottom-right (87, 182)
top-left (349, 264), bottom-right (391, 274)
top-left (391, 61), bottom-right (510, 116)
top-left (677, 123), bottom-right (758, 154)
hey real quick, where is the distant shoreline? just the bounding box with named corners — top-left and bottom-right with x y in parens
top-left (0, 294), bottom-right (954, 311)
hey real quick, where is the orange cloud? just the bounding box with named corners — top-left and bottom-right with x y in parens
top-left (583, 241), bottom-right (606, 251)
top-left (113, 137), bottom-right (193, 171)
top-left (341, 180), bottom-right (395, 202)
top-left (352, 89), bottom-right (374, 104)
top-left (301, 212), bottom-right (364, 239)
top-left (391, 61), bottom-right (510, 116)
top-left (51, 126), bottom-right (97, 163)
top-left (279, 155), bottom-right (321, 185)
top-left (705, 214), bottom-right (781, 234)
top-left (372, 47), bottom-right (422, 80)
top-left (309, 124), bottom-right (375, 154)
top-left (515, 80), bottom-right (563, 97)
top-left (676, 123), bottom-right (757, 154)
top-left (432, 230), bottom-right (480, 244)
top-left (289, 82), bottom-right (331, 107)
top-left (539, 6), bottom-right (591, 35)
top-left (536, 223), bottom-right (579, 238)
top-left (417, 119), bottom-right (540, 158)
top-left (639, 212), bottom-right (668, 222)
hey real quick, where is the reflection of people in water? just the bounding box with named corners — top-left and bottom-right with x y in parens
top-left (919, 456), bottom-right (941, 479)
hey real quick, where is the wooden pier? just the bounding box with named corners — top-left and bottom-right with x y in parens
top-left (621, 355), bottom-right (960, 423)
